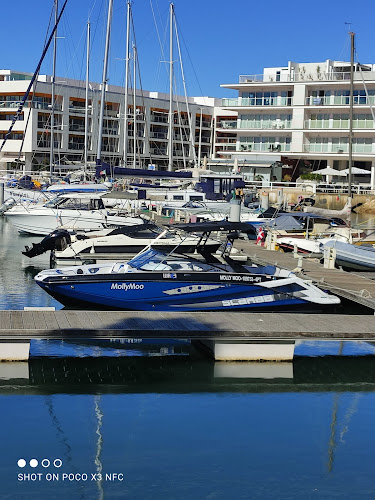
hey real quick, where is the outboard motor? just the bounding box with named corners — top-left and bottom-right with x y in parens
top-left (22, 229), bottom-right (71, 258)
top-left (0, 198), bottom-right (17, 215)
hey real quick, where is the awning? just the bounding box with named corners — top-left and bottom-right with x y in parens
top-left (314, 167), bottom-right (346, 176)
top-left (341, 167), bottom-right (370, 175)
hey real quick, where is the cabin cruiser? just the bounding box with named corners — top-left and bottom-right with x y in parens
top-left (5, 192), bottom-right (143, 236)
top-left (22, 222), bottom-right (223, 265)
top-left (35, 221), bottom-right (340, 312)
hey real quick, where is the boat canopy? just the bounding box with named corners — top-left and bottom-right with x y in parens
top-left (172, 221), bottom-right (256, 233)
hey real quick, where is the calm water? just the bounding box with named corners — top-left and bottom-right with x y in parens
top-left (1, 217), bottom-right (375, 498)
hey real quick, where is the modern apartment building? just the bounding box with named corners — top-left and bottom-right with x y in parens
top-left (220, 60), bottom-right (375, 186)
top-left (0, 69), bottom-right (219, 173)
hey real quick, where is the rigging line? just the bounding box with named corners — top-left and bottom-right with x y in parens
top-left (355, 52), bottom-right (375, 123)
top-left (0, 0), bottom-right (68, 154)
top-left (150, 0), bottom-right (171, 88)
top-left (130, 13), bottom-right (153, 168)
top-left (18, 4), bottom-right (55, 169)
top-left (174, 16), bottom-right (207, 106)
top-left (174, 15), bottom-right (197, 166)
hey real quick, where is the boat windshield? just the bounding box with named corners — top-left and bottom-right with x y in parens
top-left (127, 249), bottom-right (168, 270)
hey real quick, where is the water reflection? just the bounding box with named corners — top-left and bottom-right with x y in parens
top-left (2, 352), bottom-right (375, 498)
top-left (1, 355), bottom-right (375, 393)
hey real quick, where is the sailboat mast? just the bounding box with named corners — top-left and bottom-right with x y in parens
top-left (49, 0), bottom-right (58, 177)
top-left (167, 3), bottom-right (174, 172)
top-left (123, 1), bottom-right (131, 168)
top-left (133, 44), bottom-right (137, 169)
top-left (96, 0), bottom-right (113, 167)
top-left (84, 20), bottom-right (91, 179)
top-left (348, 31), bottom-right (355, 199)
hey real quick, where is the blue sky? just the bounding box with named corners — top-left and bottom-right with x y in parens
top-left (1, 0), bottom-right (374, 98)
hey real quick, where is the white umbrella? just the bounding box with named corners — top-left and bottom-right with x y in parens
top-left (341, 167), bottom-right (369, 175)
top-left (313, 167), bottom-right (346, 176)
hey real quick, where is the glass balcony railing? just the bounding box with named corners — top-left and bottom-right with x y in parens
top-left (150, 115), bottom-right (168, 123)
top-left (149, 148), bottom-right (167, 155)
top-left (304, 144), bottom-right (374, 153)
top-left (238, 144), bottom-right (290, 152)
top-left (222, 97), bottom-right (292, 107)
top-left (239, 71), bottom-right (375, 83)
top-left (239, 120), bottom-right (292, 130)
top-left (0, 101), bottom-right (63, 111)
top-left (217, 121), bottom-right (237, 129)
top-left (150, 132), bottom-right (168, 139)
top-left (306, 96), bottom-right (375, 106)
top-left (216, 145), bottom-right (236, 151)
top-left (305, 120), bottom-right (375, 129)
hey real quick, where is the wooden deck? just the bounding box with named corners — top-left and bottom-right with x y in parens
top-left (0, 310), bottom-right (374, 341)
top-left (234, 239), bottom-right (375, 310)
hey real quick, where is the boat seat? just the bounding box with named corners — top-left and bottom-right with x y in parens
top-left (111, 263), bottom-right (127, 273)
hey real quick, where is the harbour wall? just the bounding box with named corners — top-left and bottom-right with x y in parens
top-left (263, 190), bottom-right (375, 210)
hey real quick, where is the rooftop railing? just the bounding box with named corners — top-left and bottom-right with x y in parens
top-left (239, 71), bottom-right (375, 84)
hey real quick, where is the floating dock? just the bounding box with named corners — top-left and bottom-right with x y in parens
top-left (0, 310), bottom-right (374, 362)
top-left (234, 239), bottom-right (375, 310)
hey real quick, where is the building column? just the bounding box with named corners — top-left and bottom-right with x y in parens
top-left (371, 161), bottom-right (375, 191)
top-left (24, 152), bottom-right (33, 174)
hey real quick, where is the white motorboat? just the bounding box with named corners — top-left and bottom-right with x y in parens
top-left (22, 222), bottom-right (224, 265)
top-left (5, 192), bottom-right (143, 235)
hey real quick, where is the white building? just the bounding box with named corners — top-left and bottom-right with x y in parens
top-left (0, 69), bottom-right (220, 173)
top-left (220, 60), bottom-right (375, 187)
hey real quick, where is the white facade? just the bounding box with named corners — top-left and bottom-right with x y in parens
top-left (0, 70), bottom-right (220, 172)
top-left (220, 60), bottom-right (375, 185)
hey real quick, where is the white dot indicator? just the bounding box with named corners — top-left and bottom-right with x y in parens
top-left (41, 459), bottom-right (50, 468)
top-left (17, 459), bottom-right (26, 468)
top-left (30, 459), bottom-right (38, 468)
top-left (53, 459), bottom-right (62, 468)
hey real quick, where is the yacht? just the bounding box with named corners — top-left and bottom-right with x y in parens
top-left (5, 192), bottom-right (143, 235)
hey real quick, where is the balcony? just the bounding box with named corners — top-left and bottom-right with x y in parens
top-left (149, 147), bottom-right (167, 155)
top-left (239, 120), bottom-right (291, 130)
top-left (238, 143), bottom-right (289, 152)
top-left (217, 121), bottom-right (237, 129)
top-left (174, 119), bottom-right (190, 126)
top-left (216, 144), bottom-right (236, 152)
top-left (305, 119), bottom-right (375, 129)
top-left (306, 95), bottom-right (375, 106)
top-left (195, 120), bottom-right (211, 128)
top-left (222, 97), bottom-right (292, 107)
top-left (174, 134), bottom-right (189, 141)
top-left (150, 132), bottom-right (168, 139)
top-left (68, 143), bottom-right (84, 150)
top-left (304, 143), bottom-right (373, 153)
top-left (150, 115), bottom-right (168, 123)
top-left (102, 128), bottom-right (119, 136)
top-left (173, 150), bottom-right (189, 157)
top-left (69, 105), bottom-right (86, 114)
top-left (69, 124), bottom-right (85, 132)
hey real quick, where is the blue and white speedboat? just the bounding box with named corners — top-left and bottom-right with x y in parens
top-left (35, 222), bottom-right (340, 312)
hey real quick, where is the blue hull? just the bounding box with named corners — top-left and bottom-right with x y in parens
top-left (38, 278), bottom-right (309, 312)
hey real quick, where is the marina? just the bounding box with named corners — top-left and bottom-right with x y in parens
top-left (2, 0), bottom-right (375, 498)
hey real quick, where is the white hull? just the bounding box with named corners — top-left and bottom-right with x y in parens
top-left (6, 210), bottom-right (144, 236)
